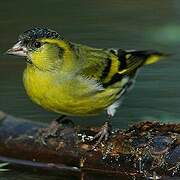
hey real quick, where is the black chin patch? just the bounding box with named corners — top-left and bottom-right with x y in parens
top-left (18, 27), bottom-right (60, 41)
top-left (26, 58), bottom-right (33, 64)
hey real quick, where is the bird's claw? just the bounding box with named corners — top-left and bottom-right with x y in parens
top-left (39, 120), bottom-right (60, 145)
top-left (38, 116), bottom-right (74, 146)
top-left (92, 121), bottom-right (112, 150)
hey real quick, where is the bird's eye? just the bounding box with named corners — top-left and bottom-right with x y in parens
top-left (33, 41), bottom-right (42, 48)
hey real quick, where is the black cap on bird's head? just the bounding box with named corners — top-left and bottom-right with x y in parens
top-left (6, 27), bottom-right (60, 57)
top-left (18, 27), bottom-right (59, 41)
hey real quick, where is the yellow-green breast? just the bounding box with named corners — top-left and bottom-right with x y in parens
top-left (23, 65), bottom-right (119, 116)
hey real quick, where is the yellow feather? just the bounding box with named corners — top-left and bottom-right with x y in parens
top-left (40, 38), bottom-right (75, 71)
top-left (23, 64), bottom-right (119, 116)
top-left (103, 55), bottom-right (120, 83)
top-left (144, 55), bottom-right (163, 65)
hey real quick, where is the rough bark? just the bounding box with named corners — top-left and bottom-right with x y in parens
top-left (0, 111), bottom-right (179, 179)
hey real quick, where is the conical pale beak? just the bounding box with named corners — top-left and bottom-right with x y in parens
top-left (6, 41), bottom-right (27, 57)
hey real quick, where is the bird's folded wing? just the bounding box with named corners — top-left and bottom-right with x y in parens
top-left (73, 44), bottom-right (166, 89)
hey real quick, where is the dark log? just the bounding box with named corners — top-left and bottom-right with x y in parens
top-left (0, 111), bottom-right (179, 179)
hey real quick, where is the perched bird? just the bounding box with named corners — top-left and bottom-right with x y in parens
top-left (6, 27), bottom-right (166, 146)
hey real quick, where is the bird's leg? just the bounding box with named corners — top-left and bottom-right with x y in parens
top-left (92, 115), bottom-right (112, 149)
top-left (39, 115), bottom-right (67, 145)
top-left (45, 115), bottom-right (66, 136)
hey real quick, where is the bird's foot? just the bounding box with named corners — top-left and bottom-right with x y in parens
top-left (91, 121), bottom-right (112, 150)
top-left (38, 115), bottom-right (74, 145)
top-left (40, 120), bottom-right (60, 145)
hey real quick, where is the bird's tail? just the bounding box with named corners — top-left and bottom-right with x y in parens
top-left (116, 49), bottom-right (169, 76)
top-left (140, 50), bottom-right (169, 65)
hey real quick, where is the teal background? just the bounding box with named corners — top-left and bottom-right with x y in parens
top-left (0, 0), bottom-right (179, 179)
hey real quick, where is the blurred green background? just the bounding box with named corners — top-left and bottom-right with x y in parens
top-left (0, 0), bottom-right (180, 179)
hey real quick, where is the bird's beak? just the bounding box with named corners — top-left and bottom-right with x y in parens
top-left (6, 41), bottom-right (27, 57)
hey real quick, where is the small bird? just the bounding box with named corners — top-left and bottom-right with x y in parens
top-left (6, 27), bottom-right (167, 146)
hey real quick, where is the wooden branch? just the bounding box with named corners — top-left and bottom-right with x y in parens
top-left (0, 111), bottom-right (179, 179)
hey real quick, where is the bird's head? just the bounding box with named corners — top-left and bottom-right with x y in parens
top-left (6, 27), bottom-right (71, 71)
